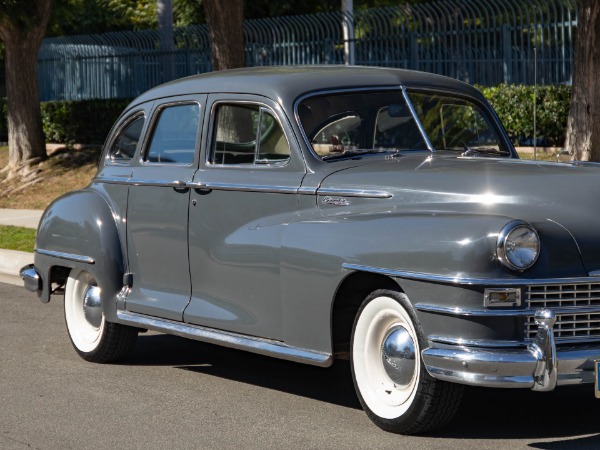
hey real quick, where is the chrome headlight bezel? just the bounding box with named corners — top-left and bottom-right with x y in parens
top-left (497, 220), bottom-right (540, 272)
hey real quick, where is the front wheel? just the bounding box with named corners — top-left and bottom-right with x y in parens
top-left (351, 289), bottom-right (463, 434)
top-left (64, 269), bottom-right (138, 363)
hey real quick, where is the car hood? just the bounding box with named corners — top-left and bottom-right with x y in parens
top-left (318, 153), bottom-right (600, 274)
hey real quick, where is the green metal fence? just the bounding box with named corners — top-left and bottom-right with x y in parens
top-left (38, 0), bottom-right (577, 101)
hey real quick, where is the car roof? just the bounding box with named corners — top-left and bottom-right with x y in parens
top-left (128, 65), bottom-right (481, 109)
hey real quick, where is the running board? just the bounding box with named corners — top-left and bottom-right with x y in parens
top-left (117, 311), bottom-right (333, 367)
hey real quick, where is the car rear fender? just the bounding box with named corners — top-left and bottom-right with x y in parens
top-left (34, 188), bottom-right (125, 322)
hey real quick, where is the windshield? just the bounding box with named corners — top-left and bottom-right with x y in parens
top-left (297, 89), bottom-right (510, 161)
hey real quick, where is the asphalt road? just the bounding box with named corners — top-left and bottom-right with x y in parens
top-left (1, 279), bottom-right (599, 450)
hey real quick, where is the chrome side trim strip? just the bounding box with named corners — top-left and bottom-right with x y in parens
top-left (428, 335), bottom-right (529, 348)
top-left (94, 178), bottom-right (391, 197)
top-left (342, 263), bottom-right (599, 286)
top-left (419, 303), bottom-right (600, 318)
top-left (316, 188), bottom-right (392, 199)
top-left (36, 249), bottom-right (95, 264)
top-left (92, 176), bottom-right (130, 185)
top-left (416, 303), bottom-right (533, 317)
top-left (187, 182), bottom-right (298, 194)
top-left (128, 179), bottom-right (190, 188)
top-left (116, 311), bottom-right (332, 367)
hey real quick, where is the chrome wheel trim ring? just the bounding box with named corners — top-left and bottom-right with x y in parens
top-left (353, 295), bottom-right (420, 420)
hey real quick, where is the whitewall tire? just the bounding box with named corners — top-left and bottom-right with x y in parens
top-left (351, 289), bottom-right (463, 434)
top-left (64, 269), bottom-right (138, 363)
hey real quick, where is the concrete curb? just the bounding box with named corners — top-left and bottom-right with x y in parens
top-left (0, 248), bottom-right (33, 279)
top-left (0, 209), bottom-right (43, 229)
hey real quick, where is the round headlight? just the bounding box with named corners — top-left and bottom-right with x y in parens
top-left (497, 220), bottom-right (540, 271)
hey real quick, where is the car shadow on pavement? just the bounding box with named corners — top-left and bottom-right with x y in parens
top-left (128, 332), bottom-right (361, 409)
top-left (130, 333), bottom-right (600, 441)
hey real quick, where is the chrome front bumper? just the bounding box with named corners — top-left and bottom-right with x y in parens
top-left (422, 310), bottom-right (600, 390)
top-left (20, 264), bottom-right (42, 294)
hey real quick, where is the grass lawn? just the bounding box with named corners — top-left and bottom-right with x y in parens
top-left (0, 225), bottom-right (36, 253)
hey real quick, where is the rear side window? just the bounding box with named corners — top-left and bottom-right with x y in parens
top-left (145, 103), bottom-right (201, 164)
top-left (108, 115), bottom-right (145, 162)
top-left (210, 103), bottom-right (290, 165)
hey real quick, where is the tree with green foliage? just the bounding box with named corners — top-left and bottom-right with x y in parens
top-left (0, 0), bottom-right (53, 179)
top-left (565, 0), bottom-right (600, 161)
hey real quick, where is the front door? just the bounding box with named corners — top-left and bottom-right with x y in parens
top-left (184, 95), bottom-right (306, 339)
top-left (125, 96), bottom-right (206, 320)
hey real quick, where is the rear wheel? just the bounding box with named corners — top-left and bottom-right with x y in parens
top-left (351, 289), bottom-right (463, 434)
top-left (64, 269), bottom-right (138, 363)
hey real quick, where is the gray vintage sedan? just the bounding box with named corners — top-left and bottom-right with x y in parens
top-left (20, 66), bottom-right (600, 434)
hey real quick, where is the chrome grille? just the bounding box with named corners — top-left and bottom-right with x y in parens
top-left (525, 284), bottom-right (600, 341)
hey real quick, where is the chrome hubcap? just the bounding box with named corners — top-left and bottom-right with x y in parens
top-left (381, 326), bottom-right (416, 388)
top-left (82, 285), bottom-right (102, 328)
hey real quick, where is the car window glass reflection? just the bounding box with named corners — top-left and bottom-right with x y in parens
top-left (211, 104), bottom-right (290, 165)
top-left (145, 103), bottom-right (200, 164)
top-left (109, 116), bottom-right (144, 162)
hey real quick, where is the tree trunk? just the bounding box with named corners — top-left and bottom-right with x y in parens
top-left (157, 0), bottom-right (175, 83)
top-left (565, 1), bottom-right (600, 161)
top-left (4, 35), bottom-right (46, 171)
top-left (0, 0), bottom-right (53, 177)
top-left (203, 0), bottom-right (245, 71)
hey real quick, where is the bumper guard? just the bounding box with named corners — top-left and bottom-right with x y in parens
top-left (422, 310), bottom-right (600, 389)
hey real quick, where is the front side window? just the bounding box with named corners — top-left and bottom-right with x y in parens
top-left (210, 104), bottom-right (290, 165)
top-left (145, 103), bottom-right (200, 164)
top-left (406, 92), bottom-right (506, 155)
top-left (297, 89), bottom-right (509, 161)
top-left (108, 115), bottom-right (145, 162)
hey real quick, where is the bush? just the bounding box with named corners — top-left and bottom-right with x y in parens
top-left (0, 98), bottom-right (131, 145)
top-left (41, 99), bottom-right (132, 145)
top-left (479, 84), bottom-right (571, 147)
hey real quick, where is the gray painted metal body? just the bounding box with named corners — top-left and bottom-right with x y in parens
top-left (38, 0), bottom-right (577, 101)
top-left (26, 66), bottom-right (600, 389)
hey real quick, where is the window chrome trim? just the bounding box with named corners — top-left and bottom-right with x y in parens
top-left (401, 86), bottom-right (435, 152)
top-left (294, 86), bottom-right (405, 161)
top-left (140, 100), bottom-right (202, 167)
top-left (105, 111), bottom-right (146, 165)
top-left (116, 310), bottom-right (332, 367)
top-left (342, 263), bottom-right (600, 286)
top-left (36, 249), bottom-right (95, 265)
top-left (207, 100), bottom-right (292, 168)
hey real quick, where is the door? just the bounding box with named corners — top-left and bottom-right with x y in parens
top-left (184, 95), bottom-right (306, 339)
top-left (125, 96), bottom-right (206, 320)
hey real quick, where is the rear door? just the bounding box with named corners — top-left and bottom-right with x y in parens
top-left (125, 94), bottom-right (206, 320)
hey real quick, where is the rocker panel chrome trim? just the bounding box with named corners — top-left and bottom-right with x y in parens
top-left (116, 311), bottom-right (332, 367)
top-left (342, 263), bottom-right (600, 286)
top-left (36, 249), bottom-right (95, 264)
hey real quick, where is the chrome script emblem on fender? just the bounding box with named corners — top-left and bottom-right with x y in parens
top-left (322, 196), bottom-right (351, 206)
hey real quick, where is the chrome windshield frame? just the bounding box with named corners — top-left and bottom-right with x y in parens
top-left (401, 85), bottom-right (435, 153)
